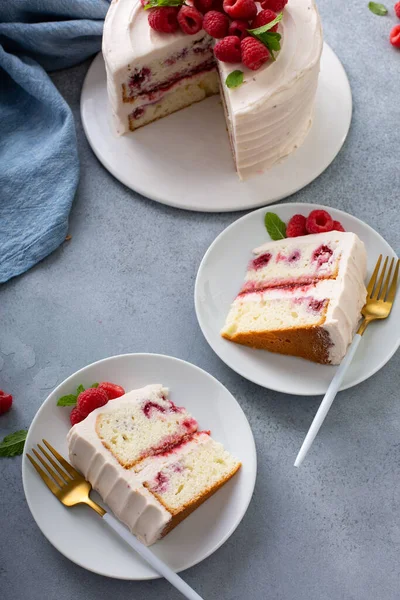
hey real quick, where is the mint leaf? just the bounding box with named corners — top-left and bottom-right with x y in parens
top-left (264, 212), bottom-right (286, 240)
top-left (368, 2), bottom-right (387, 15)
top-left (248, 12), bottom-right (283, 35)
top-left (144, 0), bottom-right (184, 9)
top-left (0, 430), bottom-right (28, 457)
top-left (260, 32), bottom-right (281, 52)
top-left (226, 70), bottom-right (244, 89)
top-left (76, 384), bottom-right (85, 395)
top-left (57, 394), bottom-right (78, 407)
top-left (90, 382), bottom-right (99, 388)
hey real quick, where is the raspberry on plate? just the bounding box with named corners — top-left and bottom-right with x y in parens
top-left (178, 5), bottom-right (203, 34)
top-left (305, 210), bottom-right (334, 234)
top-left (260, 0), bottom-right (288, 11)
top-left (228, 19), bottom-right (250, 40)
top-left (332, 220), bottom-right (345, 232)
top-left (223, 0), bottom-right (257, 21)
top-left (194, 0), bottom-right (213, 13)
top-left (0, 390), bottom-right (13, 415)
top-left (395, 2), bottom-right (400, 18)
top-left (203, 10), bottom-right (229, 38)
top-left (70, 406), bottom-right (85, 426)
top-left (77, 387), bottom-right (108, 418)
top-left (148, 7), bottom-right (179, 33)
top-left (214, 36), bottom-right (242, 62)
top-left (98, 382), bottom-right (126, 400)
top-left (251, 9), bottom-right (278, 31)
top-left (286, 214), bottom-right (307, 237)
top-left (390, 25), bottom-right (400, 48)
top-left (241, 37), bottom-right (270, 70)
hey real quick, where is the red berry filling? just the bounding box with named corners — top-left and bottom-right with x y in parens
top-left (312, 244), bottom-right (333, 266)
top-left (251, 252), bottom-right (272, 270)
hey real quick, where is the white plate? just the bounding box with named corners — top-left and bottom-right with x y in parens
top-left (22, 353), bottom-right (256, 580)
top-left (81, 43), bottom-right (351, 212)
top-left (194, 203), bottom-right (400, 395)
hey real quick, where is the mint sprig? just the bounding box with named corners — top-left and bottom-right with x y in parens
top-left (248, 12), bottom-right (283, 36)
top-left (0, 430), bottom-right (28, 458)
top-left (264, 212), bottom-right (287, 240)
top-left (368, 2), bottom-right (388, 15)
top-left (226, 70), bottom-right (244, 89)
top-left (144, 0), bottom-right (185, 9)
top-left (248, 13), bottom-right (283, 59)
top-left (57, 383), bottom-right (99, 407)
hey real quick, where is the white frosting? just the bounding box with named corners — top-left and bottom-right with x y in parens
top-left (102, 0), bottom-right (322, 179)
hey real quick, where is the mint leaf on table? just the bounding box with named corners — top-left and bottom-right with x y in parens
top-left (0, 430), bottom-right (28, 457)
top-left (57, 394), bottom-right (78, 406)
top-left (226, 70), bottom-right (244, 89)
top-left (144, 0), bottom-right (184, 9)
top-left (368, 2), bottom-right (388, 15)
top-left (264, 212), bottom-right (287, 240)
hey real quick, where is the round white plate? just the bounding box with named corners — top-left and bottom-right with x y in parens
top-left (22, 353), bottom-right (256, 580)
top-left (81, 43), bottom-right (351, 212)
top-left (195, 203), bottom-right (400, 395)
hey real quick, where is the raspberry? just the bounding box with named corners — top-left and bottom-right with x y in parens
top-left (140, 0), bottom-right (150, 6)
top-left (77, 387), bottom-right (108, 418)
top-left (214, 36), bottom-right (242, 62)
top-left (251, 9), bottom-right (278, 31)
top-left (203, 10), bottom-right (229, 38)
top-left (0, 390), bottom-right (13, 415)
top-left (194, 0), bottom-right (213, 14)
top-left (178, 5), bottom-right (203, 34)
top-left (228, 20), bottom-right (250, 40)
top-left (148, 7), bottom-right (179, 33)
top-left (241, 36), bottom-right (270, 70)
top-left (286, 214), bottom-right (307, 237)
top-left (223, 0), bottom-right (257, 20)
top-left (260, 0), bottom-right (288, 11)
top-left (98, 382), bottom-right (126, 400)
top-left (332, 220), bottom-right (345, 232)
top-left (212, 0), bottom-right (225, 10)
top-left (395, 2), bottom-right (400, 18)
top-left (390, 25), bottom-right (400, 48)
top-left (70, 406), bottom-right (85, 426)
top-left (305, 210), bottom-right (334, 234)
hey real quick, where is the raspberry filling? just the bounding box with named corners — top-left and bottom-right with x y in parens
top-left (239, 279), bottom-right (317, 296)
top-left (312, 245), bottom-right (333, 266)
top-left (251, 252), bottom-right (272, 270)
top-left (151, 471), bottom-right (169, 493)
top-left (142, 400), bottom-right (184, 419)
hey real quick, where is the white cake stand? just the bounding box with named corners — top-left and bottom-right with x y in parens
top-left (81, 43), bottom-right (352, 212)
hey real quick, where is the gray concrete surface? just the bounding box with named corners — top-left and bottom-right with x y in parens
top-left (1, 1), bottom-right (399, 598)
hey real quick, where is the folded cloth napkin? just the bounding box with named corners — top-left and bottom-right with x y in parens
top-left (0, 0), bottom-right (110, 283)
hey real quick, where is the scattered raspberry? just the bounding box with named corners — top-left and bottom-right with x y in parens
top-left (148, 7), bottom-right (179, 33)
top-left (194, 0), bottom-right (213, 13)
top-left (332, 220), bottom-right (345, 232)
top-left (203, 10), bottom-right (229, 38)
top-left (241, 36), bottom-right (270, 70)
top-left (305, 210), bottom-right (334, 234)
top-left (228, 20), bottom-right (250, 40)
top-left (70, 406), bottom-right (85, 426)
top-left (0, 390), bottom-right (13, 416)
top-left (260, 0), bottom-right (288, 11)
top-left (390, 25), bottom-right (400, 48)
top-left (77, 387), bottom-right (108, 418)
top-left (251, 9), bottom-right (278, 31)
top-left (223, 0), bottom-right (257, 21)
top-left (395, 2), bottom-right (400, 18)
top-left (178, 5), bottom-right (203, 34)
top-left (214, 35), bottom-right (242, 62)
top-left (286, 214), bottom-right (307, 237)
top-left (98, 382), bottom-right (126, 400)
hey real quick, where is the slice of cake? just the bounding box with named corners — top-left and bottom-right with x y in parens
top-left (221, 232), bottom-right (367, 364)
top-left (67, 385), bottom-right (241, 545)
top-left (102, 0), bottom-right (323, 180)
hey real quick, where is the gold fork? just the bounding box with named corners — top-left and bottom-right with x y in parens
top-left (295, 254), bottom-right (399, 467)
top-left (27, 440), bottom-right (204, 600)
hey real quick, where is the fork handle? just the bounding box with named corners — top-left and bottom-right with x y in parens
top-left (102, 513), bottom-right (205, 600)
top-left (294, 334), bottom-right (362, 468)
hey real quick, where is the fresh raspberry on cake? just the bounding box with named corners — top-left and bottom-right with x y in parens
top-left (77, 387), bottom-right (108, 418)
top-left (178, 5), bottom-right (203, 34)
top-left (148, 7), bottom-right (179, 33)
top-left (286, 214), bottom-right (307, 237)
top-left (395, 2), bottom-right (400, 18)
top-left (390, 25), bottom-right (400, 47)
top-left (214, 36), bottom-right (242, 62)
top-left (251, 9), bottom-right (278, 31)
top-left (98, 382), bottom-right (126, 400)
top-left (228, 20), bottom-right (250, 39)
top-left (305, 210), bottom-right (334, 234)
top-left (260, 0), bottom-right (288, 11)
top-left (194, 0), bottom-right (213, 13)
top-left (223, 0), bottom-right (257, 21)
top-left (0, 390), bottom-right (12, 415)
top-left (241, 37), bottom-right (270, 70)
top-left (203, 10), bottom-right (229, 38)
top-left (70, 406), bottom-right (85, 426)
top-left (332, 220), bottom-right (345, 232)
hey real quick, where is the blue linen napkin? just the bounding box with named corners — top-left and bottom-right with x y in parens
top-left (0, 0), bottom-right (110, 283)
